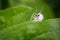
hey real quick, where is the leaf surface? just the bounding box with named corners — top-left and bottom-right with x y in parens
top-left (0, 18), bottom-right (60, 40)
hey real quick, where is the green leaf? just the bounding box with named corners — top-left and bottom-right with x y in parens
top-left (0, 6), bottom-right (35, 29)
top-left (0, 18), bottom-right (60, 40)
top-left (0, 5), bottom-right (53, 30)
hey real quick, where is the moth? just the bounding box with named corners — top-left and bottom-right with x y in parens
top-left (32, 12), bottom-right (44, 22)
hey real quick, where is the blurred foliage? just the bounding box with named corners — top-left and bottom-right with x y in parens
top-left (1, 0), bottom-right (60, 17)
top-left (45, 0), bottom-right (60, 18)
top-left (0, 0), bottom-right (2, 10)
top-left (1, 0), bottom-right (10, 9)
top-left (0, 0), bottom-right (60, 40)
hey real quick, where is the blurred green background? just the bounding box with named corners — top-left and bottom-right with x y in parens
top-left (0, 0), bottom-right (60, 18)
top-left (45, 0), bottom-right (60, 18)
top-left (0, 0), bottom-right (60, 40)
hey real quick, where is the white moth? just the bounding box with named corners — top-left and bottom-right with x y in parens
top-left (32, 12), bottom-right (44, 22)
